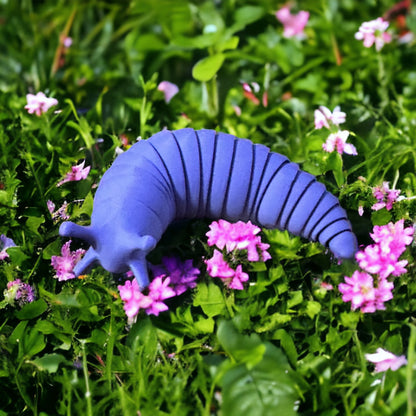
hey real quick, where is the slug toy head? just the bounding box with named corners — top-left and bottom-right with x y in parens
top-left (59, 221), bottom-right (157, 289)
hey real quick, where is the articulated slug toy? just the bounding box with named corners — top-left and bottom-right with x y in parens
top-left (59, 128), bottom-right (357, 288)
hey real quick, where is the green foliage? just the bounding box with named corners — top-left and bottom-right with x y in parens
top-left (1, 0), bottom-right (416, 414)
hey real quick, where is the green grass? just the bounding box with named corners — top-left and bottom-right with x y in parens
top-left (1, 0), bottom-right (416, 414)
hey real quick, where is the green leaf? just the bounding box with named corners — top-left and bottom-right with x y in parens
top-left (127, 317), bottom-right (158, 360)
top-left (193, 282), bottom-right (226, 317)
top-left (371, 209), bottom-right (392, 225)
top-left (288, 290), bottom-right (303, 309)
top-left (194, 316), bottom-right (215, 333)
top-left (218, 320), bottom-right (266, 368)
top-left (264, 229), bottom-right (303, 260)
top-left (42, 239), bottom-right (62, 259)
top-left (31, 353), bottom-right (66, 373)
top-left (70, 192), bottom-right (94, 218)
top-left (20, 329), bottom-right (46, 359)
top-left (272, 329), bottom-right (298, 367)
top-left (0, 190), bottom-right (11, 205)
top-left (255, 312), bottom-right (292, 332)
top-left (6, 246), bottom-right (30, 266)
top-left (218, 36), bottom-right (239, 52)
top-left (232, 6), bottom-right (265, 31)
top-left (192, 54), bottom-right (225, 82)
top-left (326, 151), bottom-right (344, 187)
top-left (25, 215), bottom-right (45, 237)
top-left (305, 300), bottom-right (322, 319)
top-left (221, 342), bottom-right (299, 416)
top-left (16, 299), bottom-right (48, 320)
top-left (326, 326), bottom-right (352, 353)
top-left (340, 311), bottom-right (360, 329)
top-left (67, 118), bottom-right (95, 149)
top-left (8, 321), bottom-right (28, 347)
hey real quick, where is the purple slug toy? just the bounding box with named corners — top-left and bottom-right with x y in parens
top-left (59, 128), bottom-right (357, 288)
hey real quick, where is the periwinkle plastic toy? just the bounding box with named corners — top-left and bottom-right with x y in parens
top-left (59, 128), bottom-right (357, 288)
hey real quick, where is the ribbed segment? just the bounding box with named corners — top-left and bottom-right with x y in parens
top-left (59, 127), bottom-right (358, 288)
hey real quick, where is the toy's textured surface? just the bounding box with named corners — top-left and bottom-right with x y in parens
top-left (59, 128), bottom-right (358, 288)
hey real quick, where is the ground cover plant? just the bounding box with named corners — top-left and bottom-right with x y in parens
top-left (1, 0), bottom-right (416, 414)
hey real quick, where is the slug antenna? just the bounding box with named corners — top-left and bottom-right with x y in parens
top-left (59, 221), bottom-right (95, 246)
top-left (73, 247), bottom-right (98, 276)
top-left (129, 259), bottom-right (150, 290)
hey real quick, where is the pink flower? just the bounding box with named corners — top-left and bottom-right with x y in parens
top-left (118, 275), bottom-right (176, 318)
top-left (338, 271), bottom-right (393, 313)
top-left (355, 17), bottom-right (392, 51)
top-left (356, 220), bottom-right (414, 279)
top-left (227, 264), bottom-right (249, 290)
top-left (365, 348), bottom-right (407, 372)
top-left (118, 279), bottom-right (153, 318)
top-left (205, 251), bottom-right (249, 290)
top-left (371, 182), bottom-right (401, 211)
top-left (275, 6), bottom-right (309, 39)
top-left (51, 240), bottom-right (86, 281)
top-left (57, 161), bottom-right (90, 187)
top-left (145, 276), bottom-right (176, 316)
top-left (25, 92), bottom-right (58, 116)
top-left (356, 244), bottom-right (408, 279)
top-left (370, 220), bottom-right (414, 257)
top-left (0, 234), bottom-right (16, 261)
top-left (206, 219), bottom-right (271, 262)
top-left (314, 105), bottom-right (346, 129)
top-left (157, 81), bottom-right (179, 103)
top-left (322, 130), bottom-right (357, 155)
top-left (150, 256), bottom-right (200, 296)
top-left (205, 249), bottom-right (235, 279)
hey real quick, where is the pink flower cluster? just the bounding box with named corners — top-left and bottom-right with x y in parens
top-left (120, 256), bottom-right (200, 319)
top-left (118, 276), bottom-right (176, 319)
top-left (339, 220), bottom-right (414, 313)
top-left (206, 250), bottom-right (249, 290)
top-left (314, 105), bottom-right (357, 156)
top-left (57, 161), bottom-right (91, 187)
top-left (357, 220), bottom-right (413, 279)
top-left (51, 240), bottom-right (86, 281)
top-left (365, 348), bottom-right (407, 373)
top-left (275, 6), bottom-right (309, 39)
top-left (338, 271), bottom-right (394, 313)
top-left (314, 106), bottom-right (346, 129)
top-left (206, 220), bottom-right (271, 262)
top-left (3, 279), bottom-right (36, 307)
top-left (25, 92), bottom-right (58, 116)
top-left (205, 220), bottom-right (271, 290)
top-left (355, 17), bottom-right (392, 51)
top-left (372, 181), bottom-right (401, 211)
top-left (322, 131), bottom-right (357, 156)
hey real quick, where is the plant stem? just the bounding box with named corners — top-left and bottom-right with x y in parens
top-left (202, 77), bottom-right (219, 118)
top-left (406, 323), bottom-right (415, 416)
top-left (377, 53), bottom-right (389, 110)
top-left (106, 304), bottom-right (116, 389)
top-left (81, 340), bottom-right (93, 416)
top-left (24, 150), bottom-right (46, 208)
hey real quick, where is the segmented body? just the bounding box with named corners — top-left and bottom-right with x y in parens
top-left (60, 128), bottom-right (357, 288)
